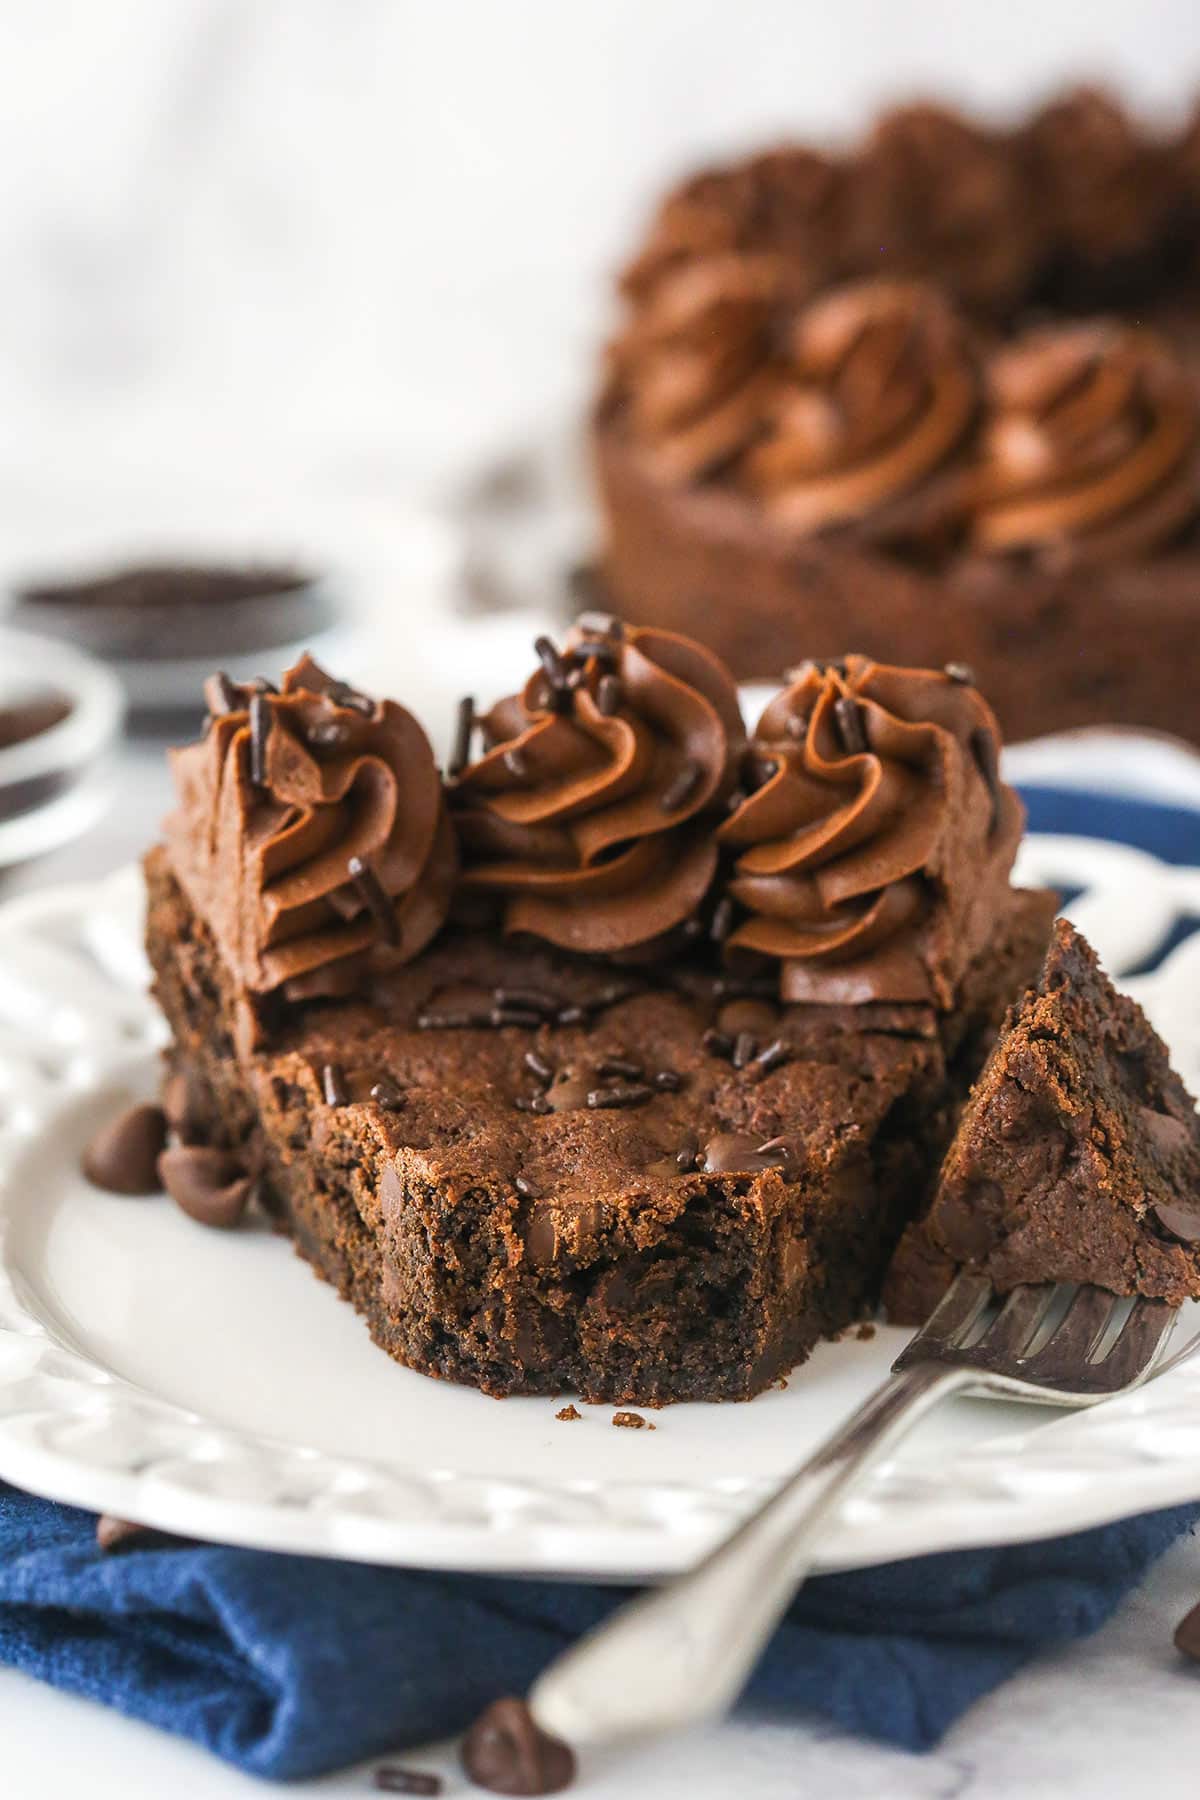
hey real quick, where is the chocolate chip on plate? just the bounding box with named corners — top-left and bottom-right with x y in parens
top-left (82, 1103), bottom-right (168, 1195)
top-left (461, 1696), bottom-right (576, 1795)
top-left (157, 1146), bottom-right (254, 1228)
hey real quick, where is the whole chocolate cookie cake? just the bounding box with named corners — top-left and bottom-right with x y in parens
top-left (593, 89), bottom-right (1200, 745)
top-left (127, 625), bottom-right (1060, 1404)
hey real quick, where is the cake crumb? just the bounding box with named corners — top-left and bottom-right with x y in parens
top-left (856, 1321), bottom-right (877, 1341)
top-left (612, 1410), bottom-right (655, 1430)
top-left (555, 1404), bottom-right (582, 1422)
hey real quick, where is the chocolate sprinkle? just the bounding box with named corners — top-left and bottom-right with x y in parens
top-left (449, 695), bottom-right (475, 776)
top-left (710, 895), bottom-right (735, 943)
top-left (596, 1056), bottom-right (643, 1080)
top-left (833, 695), bottom-right (867, 755)
top-left (732, 1030), bottom-right (758, 1069)
top-left (534, 634), bottom-right (570, 707)
top-left (754, 1039), bottom-right (790, 1076)
top-left (209, 670), bottom-right (238, 715)
top-left (524, 1048), bottom-right (554, 1083)
top-left (702, 1028), bottom-right (733, 1058)
top-left (575, 609), bottom-right (623, 640)
top-left (944, 661), bottom-right (975, 685)
top-left (596, 673), bottom-right (623, 715)
top-left (653, 1068), bottom-right (683, 1091)
top-left (322, 1062), bottom-right (348, 1107)
top-left (495, 986), bottom-right (561, 1016)
top-left (660, 759), bottom-right (703, 813)
top-left (347, 854), bottom-right (400, 944)
top-left (248, 690), bottom-right (271, 785)
top-left (491, 1007), bottom-right (545, 1030)
top-left (586, 1082), bottom-right (653, 1109)
top-left (370, 1080), bottom-right (406, 1111)
top-left (373, 1769), bottom-right (442, 1796)
top-left (555, 1004), bottom-right (588, 1027)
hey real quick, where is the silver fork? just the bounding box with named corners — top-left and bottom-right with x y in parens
top-left (530, 1276), bottom-right (1181, 1751)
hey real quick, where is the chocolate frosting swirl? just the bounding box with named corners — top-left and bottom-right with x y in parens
top-left (164, 657), bottom-right (455, 998)
top-left (718, 655), bottom-right (1022, 1006)
top-left (454, 622), bottom-right (745, 953)
top-left (969, 322), bottom-right (1200, 564)
top-left (848, 104), bottom-right (1042, 315)
top-left (741, 281), bottom-right (979, 537)
top-left (605, 254), bottom-right (782, 484)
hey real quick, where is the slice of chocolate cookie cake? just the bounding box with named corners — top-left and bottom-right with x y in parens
top-left (138, 626), bottom-right (1053, 1402)
top-left (885, 918), bottom-right (1200, 1323)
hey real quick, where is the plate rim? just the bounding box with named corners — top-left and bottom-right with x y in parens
top-left (0, 854), bottom-right (1198, 1580)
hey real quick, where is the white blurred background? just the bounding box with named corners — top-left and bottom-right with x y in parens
top-left (0, 0), bottom-right (1198, 509)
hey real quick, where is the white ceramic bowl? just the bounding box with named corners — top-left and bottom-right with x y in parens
top-left (0, 629), bottom-right (125, 870)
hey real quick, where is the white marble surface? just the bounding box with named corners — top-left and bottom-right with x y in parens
top-left (1, 1525), bottom-right (1198, 1799)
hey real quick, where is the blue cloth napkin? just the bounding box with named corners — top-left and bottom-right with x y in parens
top-left (1, 785), bottom-right (1197, 1780)
top-left (0, 1484), bottom-right (1195, 1778)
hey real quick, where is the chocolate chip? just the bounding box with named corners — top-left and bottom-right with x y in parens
top-left (449, 695), bottom-right (475, 776)
top-left (1174, 1600), bottom-right (1200, 1661)
top-left (491, 1007), bottom-right (545, 1030)
top-left (321, 1062), bottom-right (348, 1106)
top-left (524, 1049), bottom-right (554, 1083)
top-left (660, 759), bottom-right (703, 813)
top-left (612, 1410), bottom-right (653, 1429)
top-left (586, 1082), bottom-right (653, 1109)
top-left (96, 1514), bottom-right (152, 1553)
top-left (347, 854), bottom-right (400, 945)
top-left (555, 1004), bottom-right (587, 1027)
top-left (653, 1068), bottom-right (683, 1091)
top-left (596, 674), bottom-right (623, 715)
top-left (157, 1147), bottom-right (254, 1228)
top-left (944, 661), bottom-right (975, 684)
top-left (732, 1030), bottom-right (758, 1069)
top-left (833, 695), bottom-right (867, 755)
top-left (495, 987), bottom-right (561, 1017)
top-left (82, 1103), bottom-right (168, 1195)
top-left (306, 718), bottom-right (351, 749)
top-left (1138, 1105), bottom-right (1193, 1160)
top-left (248, 691), bottom-right (271, 785)
top-left (595, 1056), bottom-right (643, 1080)
top-left (1152, 1198), bottom-right (1200, 1244)
top-left (374, 1769), bottom-right (442, 1796)
top-left (701, 1132), bottom-right (791, 1174)
top-left (461, 1697), bottom-right (576, 1796)
top-left (753, 1039), bottom-right (790, 1076)
top-left (370, 1080), bottom-right (406, 1111)
top-left (206, 671), bottom-right (239, 715)
top-left (709, 895), bottom-right (735, 943)
top-left (702, 1028), bottom-right (733, 1059)
top-left (514, 1174), bottom-right (538, 1197)
top-left (971, 726), bottom-right (1002, 833)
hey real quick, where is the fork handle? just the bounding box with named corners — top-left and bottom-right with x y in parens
top-left (531, 1360), bottom-right (972, 1749)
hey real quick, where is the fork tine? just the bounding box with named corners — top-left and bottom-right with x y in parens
top-left (1025, 1285), bottom-right (1118, 1377)
top-left (893, 1271), bottom-right (992, 1370)
top-left (978, 1284), bottom-right (1058, 1359)
top-left (1098, 1296), bottom-right (1178, 1389)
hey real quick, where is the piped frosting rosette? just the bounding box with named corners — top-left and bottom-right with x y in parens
top-left (718, 655), bottom-right (1022, 1006)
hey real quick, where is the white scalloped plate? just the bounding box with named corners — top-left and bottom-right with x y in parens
top-left (0, 842), bottom-right (1199, 1580)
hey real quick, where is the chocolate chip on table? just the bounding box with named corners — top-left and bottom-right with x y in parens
top-left (612, 1410), bottom-right (654, 1429)
top-left (157, 1147), bottom-right (254, 1228)
top-left (1175, 1600), bottom-right (1200, 1661)
top-left (96, 1514), bottom-right (152, 1553)
top-left (461, 1696), bottom-right (576, 1796)
top-left (347, 854), bottom-right (401, 945)
top-left (374, 1768), bottom-right (443, 1796)
top-left (82, 1104), bottom-right (168, 1195)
